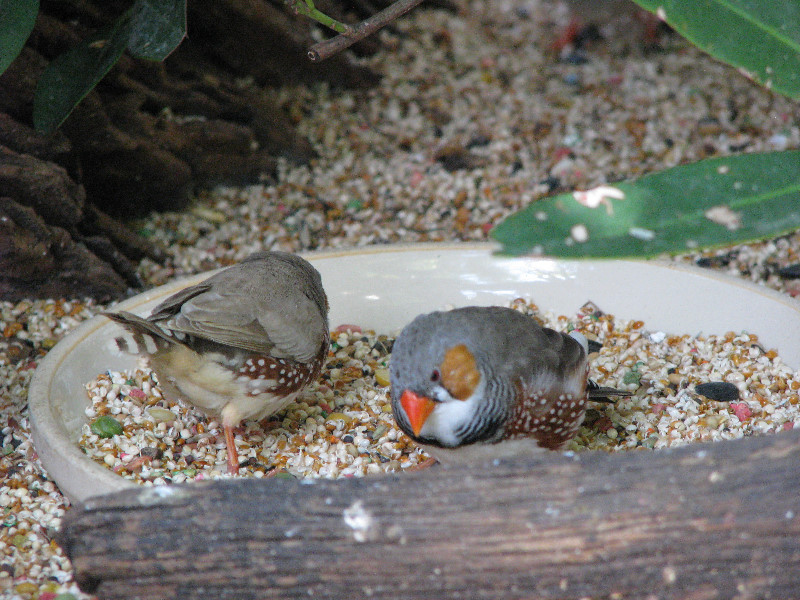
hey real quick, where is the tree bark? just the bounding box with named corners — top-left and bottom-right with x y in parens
top-left (0, 145), bottom-right (148, 300)
top-left (59, 427), bottom-right (800, 599)
top-left (0, 0), bottom-right (418, 299)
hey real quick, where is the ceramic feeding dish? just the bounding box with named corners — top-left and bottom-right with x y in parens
top-left (28, 243), bottom-right (800, 502)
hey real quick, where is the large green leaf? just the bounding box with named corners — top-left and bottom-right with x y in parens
top-left (33, 7), bottom-right (135, 134)
top-left (491, 151), bottom-right (800, 258)
top-left (0, 0), bottom-right (39, 76)
top-left (631, 0), bottom-right (800, 99)
top-left (32, 0), bottom-right (186, 134)
top-left (127, 0), bottom-right (186, 60)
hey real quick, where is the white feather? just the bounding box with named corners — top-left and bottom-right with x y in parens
top-left (418, 377), bottom-right (487, 447)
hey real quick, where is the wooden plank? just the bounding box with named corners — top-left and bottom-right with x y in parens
top-left (59, 428), bottom-right (800, 599)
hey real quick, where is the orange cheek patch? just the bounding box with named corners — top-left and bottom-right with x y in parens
top-left (440, 344), bottom-right (481, 400)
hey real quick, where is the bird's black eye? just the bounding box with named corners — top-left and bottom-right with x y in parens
top-left (430, 369), bottom-right (440, 382)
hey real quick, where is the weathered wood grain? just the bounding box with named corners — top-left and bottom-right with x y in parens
top-left (59, 427), bottom-right (800, 599)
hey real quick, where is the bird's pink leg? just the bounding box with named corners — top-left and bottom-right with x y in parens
top-left (224, 425), bottom-right (240, 474)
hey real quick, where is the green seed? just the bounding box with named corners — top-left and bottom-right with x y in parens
top-left (372, 424), bottom-right (388, 439)
top-left (622, 370), bottom-right (641, 385)
top-left (640, 435), bottom-right (659, 449)
top-left (623, 362), bottom-right (644, 385)
top-left (90, 415), bottom-right (123, 438)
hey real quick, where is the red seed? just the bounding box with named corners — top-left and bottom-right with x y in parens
top-left (131, 456), bottom-right (153, 471)
top-left (730, 403), bottom-right (752, 422)
top-left (128, 388), bottom-right (147, 400)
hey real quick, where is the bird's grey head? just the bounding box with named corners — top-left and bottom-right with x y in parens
top-left (389, 309), bottom-right (502, 447)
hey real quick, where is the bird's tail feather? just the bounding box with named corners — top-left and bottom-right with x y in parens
top-left (587, 379), bottom-right (632, 403)
top-left (103, 311), bottom-right (176, 355)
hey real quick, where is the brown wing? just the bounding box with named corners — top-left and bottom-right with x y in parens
top-left (147, 254), bottom-right (328, 362)
top-left (148, 281), bottom-right (213, 321)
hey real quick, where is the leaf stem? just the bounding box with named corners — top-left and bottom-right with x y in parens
top-left (286, 0), bottom-right (352, 34)
top-left (307, 0), bottom-right (426, 62)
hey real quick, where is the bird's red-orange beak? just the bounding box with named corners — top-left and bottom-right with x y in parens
top-left (400, 390), bottom-right (436, 437)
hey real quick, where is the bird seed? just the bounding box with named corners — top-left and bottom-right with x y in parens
top-left (79, 299), bottom-right (800, 486)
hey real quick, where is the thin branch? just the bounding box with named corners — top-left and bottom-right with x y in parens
top-left (307, 0), bottom-right (427, 62)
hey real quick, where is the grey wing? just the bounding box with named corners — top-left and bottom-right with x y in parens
top-left (168, 287), bottom-right (276, 354)
top-left (544, 327), bottom-right (587, 374)
top-left (521, 328), bottom-right (586, 389)
top-left (148, 281), bottom-right (213, 321)
top-left (146, 253), bottom-right (328, 361)
top-left (524, 327), bottom-right (588, 397)
top-left (146, 277), bottom-right (267, 349)
top-left (160, 276), bottom-right (326, 361)
top-left (252, 293), bottom-right (328, 361)
top-left (496, 318), bottom-right (587, 383)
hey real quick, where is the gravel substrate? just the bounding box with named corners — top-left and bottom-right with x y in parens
top-left (3, 0), bottom-right (800, 597)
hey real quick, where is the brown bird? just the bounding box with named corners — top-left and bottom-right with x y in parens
top-left (104, 251), bottom-right (329, 474)
top-left (390, 306), bottom-right (627, 464)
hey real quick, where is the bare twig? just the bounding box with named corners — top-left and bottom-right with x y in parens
top-left (307, 0), bottom-right (427, 62)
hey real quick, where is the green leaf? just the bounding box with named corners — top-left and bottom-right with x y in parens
top-left (33, 7), bottom-right (135, 134)
top-left (630, 0), bottom-right (800, 99)
top-left (127, 0), bottom-right (187, 60)
top-left (90, 415), bottom-right (124, 438)
top-left (0, 0), bottom-right (39, 76)
top-left (32, 0), bottom-right (186, 134)
top-left (491, 150), bottom-right (800, 258)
